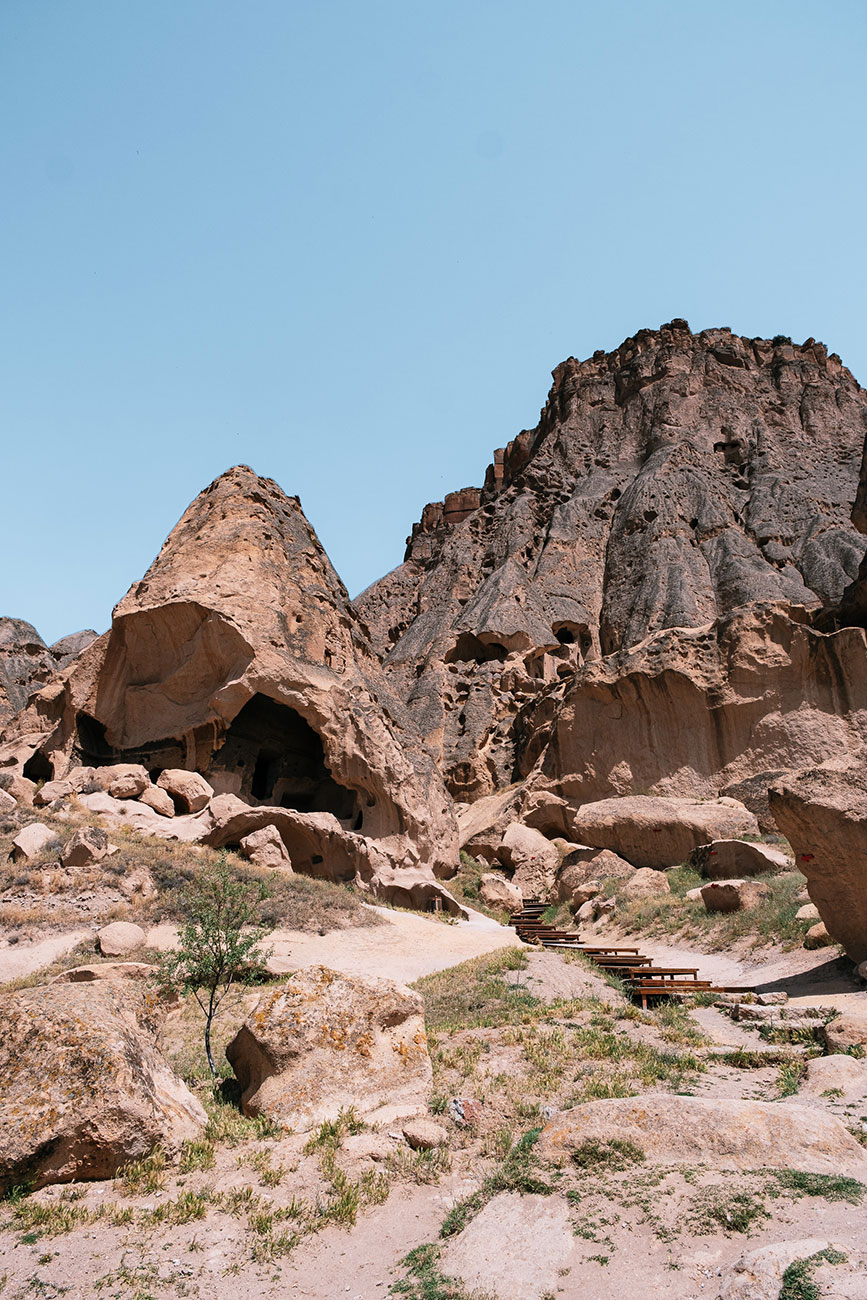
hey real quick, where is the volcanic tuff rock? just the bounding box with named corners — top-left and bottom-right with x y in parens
top-left (0, 983), bottom-right (205, 1191)
top-left (226, 965), bottom-right (432, 1132)
top-left (0, 466), bottom-right (459, 904)
top-left (0, 619), bottom-right (98, 726)
top-left (357, 323), bottom-right (867, 801)
top-left (769, 763), bottom-right (867, 962)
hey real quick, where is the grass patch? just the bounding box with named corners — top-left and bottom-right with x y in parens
top-left (780, 1247), bottom-right (847, 1300)
top-left (768, 1169), bottom-right (864, 1204)
top-left (687, 1186), bottom-right (770, 1235)
top-left (610, 867), bottom-right (813, 951)
top-left (440, 1128), bottom-right (549, 1238)
top-left (391, 1241), bottom-right (495, 1299)
top-left (414, 948), bottom-right (534, 1033)
top-left (570, 1138), bottom-right (645, 1171)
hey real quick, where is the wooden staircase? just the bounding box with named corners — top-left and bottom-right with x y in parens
top-left (509, 901), bottom-right (721, 1007)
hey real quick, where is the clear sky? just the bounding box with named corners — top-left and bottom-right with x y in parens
top-left (2, 1), bottom-right (865, 644)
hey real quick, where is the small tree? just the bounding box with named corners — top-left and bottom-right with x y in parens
top-left (157, 852), bottom-right (272, 1078)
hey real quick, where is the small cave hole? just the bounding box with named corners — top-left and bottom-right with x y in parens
top-left (444, 633), bottom-right (507, 665)
top-left (353, 810), bottom-right (364, 831)
top-left (23, 751), bottom-right (53, 782)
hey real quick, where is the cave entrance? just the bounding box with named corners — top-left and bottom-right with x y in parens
top-left (23, 750), bottom-right (53, 782)
top-left (213, 694), bottom-right (360, 821)
top-left (444, 633), bottom-right (508, 665)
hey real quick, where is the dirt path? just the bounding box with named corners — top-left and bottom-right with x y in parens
top-left (0, 928), bottom-right (90, 984)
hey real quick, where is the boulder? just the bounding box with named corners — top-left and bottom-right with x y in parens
top-left (570, 796), bottom-right (759, 869)
top-left (137, 784), bottom-right (176, 818)
top-left (700, 879), bottom-right (772, 913)
top-left (688, 838), bottom-right (791, 880)
top-left (496, 823), bottom-right (559, 899)
top-left (97, 921), bottom-right (147, 956)
top-left (0, 787), bottom-right (16, 814)
top-left (156, 769), bottom-right (214, 814)
top-left (824, 1014), bottom-right (867, 1054)
top-left (569, 880), bottom-right (600, 908)
top-left (538, 1095), bottom-right (867, 1176)
top-left (457, 787), bottom-right (522, 862)
top-left (9, 822), bottom-right (58, 862)
top-left (204, 800), bottom-right (465, 915)
top-left (240, 824), bottom-right (293, 871)
top-left (226, 965), bottom-right (432, 1132)
top-left (479, 872), bottom-right (522, 912)
top-left (0, 983), bottom-right (205, 1191)
top-left (685, 886), bottom-right (705, 901)
top-left (799, 1054), bottom-right (867, 1098)
top-left (717, 1239), bottom-right (837, 1300)
top-left (804, 921), bottom-right (833, 949)
top-left (93, 764), bottom-right (150, 798)
top-left (402, 1118), bottom-right (448, 1150)
top-left (108, 769), bottom-right (150, 800)
top-left (60, 826), bottom-right (110, 869)
top-left (621, 867), bottom-right (670, 900)
top-left (0, 772), bottom-right (36, 805)
top-left (796, 903), bottom-right (821, 921)
top-left (770, 763), bottom-right (867, 962)
top-left (33, 778), bottom-right (74, 806)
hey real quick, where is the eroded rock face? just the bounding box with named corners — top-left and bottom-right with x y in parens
top-left (226, 966), bottom-right (432, 1132)
top-left (769, 764), bottom-right (867, 962)
top-left (358, 325), bottom-right (867, 802)
top-left (0, 984), bottom-right (206, 1191)
top-left (0, 620), bottom-right (97, 729)
top-left (0, 466), bottom-right (458, 906)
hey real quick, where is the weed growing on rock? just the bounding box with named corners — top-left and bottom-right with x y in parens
top-left (780, 1247), bottom-right (847, 1300)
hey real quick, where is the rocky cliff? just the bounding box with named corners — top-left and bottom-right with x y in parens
top-left (357, 321), bottom-right (867, 801)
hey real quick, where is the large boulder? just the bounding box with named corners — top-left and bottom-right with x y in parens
top-left (688, 838), bottom-right (791, 879)
top-left (0, 984), bottom-right (206, 1191)
top-left (97, 921), bottom-right (147, 956)
top-left (479, 872), bottom-right (522, 912)
top-left (0, 466), bottom-right (458, 904)
top-left (496, 823), bottom-right (559, 899)
top-left (621, 867), bottom-right (670, 901)
top-left (9, 822), bottom-right (58, 862)
top-left (240, 824), bottom-right (293, 871)
top-left (227, 966), bottom-right (432, 1132)
top-left (824, 1014), bottom-right (867, 1055)
top-left (60, 826), bottom-right (110, 869)
top-left (156, 769), bottom-right (213, 813)
top-left (137, 784), bottom-right (175, 817)
top-left (770, 762), bottom-right (867, 961)
top-left (538, 1095), bottom-right (867, 1176)
top-left (570, 795), bottom-right (759, 869)
top-left (700, 879), bottom-right (772, 913)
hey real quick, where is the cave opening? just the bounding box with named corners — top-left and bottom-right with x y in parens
top-left (73, 711), bottom-right (185, 771)
top-left (213, 694), bottom-right (360, 821)
top-left (444, 633), bottom-right (508, 665)
top-left (23, 750), bottom-right (53, 782)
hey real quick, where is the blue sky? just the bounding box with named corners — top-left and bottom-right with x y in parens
top-left (2, 1), bottom-right (865, 643)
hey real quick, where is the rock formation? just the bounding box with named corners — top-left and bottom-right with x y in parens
top-left (226, 965), bottom-right (432, 1131)
top-left (0, 983), bottom-right (205, 1191)
top-left (357, 324), bottom-right (867, 805)
top-left (769, 765), bottom-right (867, 962)
top-left (0, 466), bottom-right (459, 906)
top-left (0, 619), bottom-right (97, 726)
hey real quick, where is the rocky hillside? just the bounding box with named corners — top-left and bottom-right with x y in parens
top-left (357, 322), bottom-right (867, 800)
